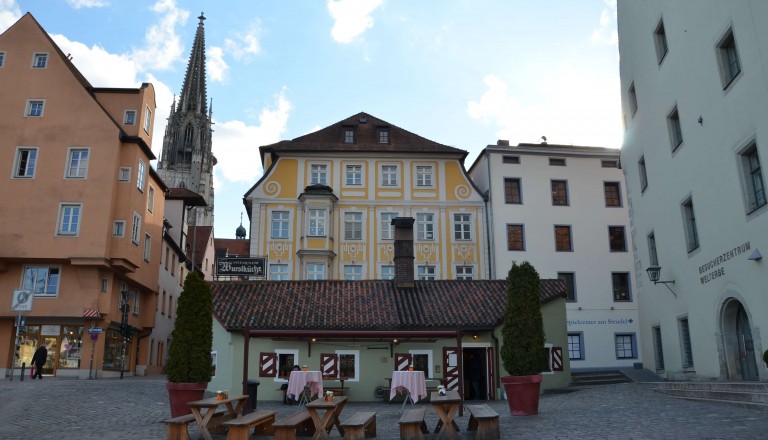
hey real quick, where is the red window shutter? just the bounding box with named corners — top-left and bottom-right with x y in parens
top-left (394, 353), bottom-right (412, 371)
top-left (551, 347), bottom-right (564, 372)
top-left (259, 352), bottom-right (277, 377)
top-left (321, 353), bottom-right (338, 378)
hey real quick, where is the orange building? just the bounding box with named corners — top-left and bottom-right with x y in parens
top-left (0, 13), bottom-right (163, 379)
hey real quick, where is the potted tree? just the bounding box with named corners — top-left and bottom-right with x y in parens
top-left (165, 271), bottom-right (213, 417)
top-left (500, 261), bottom-right (546, 416)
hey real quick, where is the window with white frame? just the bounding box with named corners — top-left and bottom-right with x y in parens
top-left (343, 127), bottom-right (355, 144)
top-left (416, 166), bottom-right (433, 187)
top-left (615, 333), bottom-right (637, 359)
top-left (418, 266), bottom-right (435, 280)
top-left (143, 105), bottom-right (152, 133)
top-left (119, 167), bottom-right (131, 182)
top-left (32, 52), bottom-right (47, 68)
top-left (381, 165), bottom-right (398, 186)
top-left (568, 333), bottom-right (584, 360)
top-left (13, 147), bottom-right (37, 178)
top-left (276, 349), bottom-right (299, 379)
top-left (453, 213), bottom-right (471, 240)
top-left (679, 317), bottom-right (694, 368)
top-left (344, 212), bottom-right (363, 240)
top-left (144, 233), bottom-right (152, 261)
top-left (344, 265), bottom-right (362, 280)
top-left (612, 272), bottom-right (631, 301)
top-left (668, 106), bottom-right (683, 151)
top-left (717, 27), bottom-right (741, 88)
top-left (381, 265), bottom-right (395, 280)
top-left (0, 51), bottom-right (5, 67)
top-left (57, 203), bottom-right (82, 236)
top-left (416, 213), bottom-right (434, 240)
top-left (310, 164), bottom-right (327, 185)
top-left (124, 110), bottom-right (136, 125)
top-left (654, 19), bottom-right (668, 64)
top-left (652, 325), bottom-right (665, 371)
top-left (66, 148), bottom-right (89, 179)
top-left (270, 264), bottom-right (289, 280)
top-left (136, 160), bottom-right (146, 192)
top-left (337, 350), bottom-right (359, 380)
top-left (147, 186), bottom-right (155, 213)
top-left (23, 265), bottom-right (60, 296)
top-left (271, 211), bottom-right (289, 239)
top-left (308, 209), bottom-right (326, 236)
top-left (681, 197), bottom-right (699, 252)
top-left (131, 212), bottom-right (141, 245)
top-left (377, 127), bottom-right (389, 144)
top-left (628, 82), bottom-right (638, 116)
top-left (113, 221), bottom-right (125, 237)
top-left (456, 266), bottom-right (473, 280)
top-left (739, 142), bottom-right (766, 213)
top-left (307, 263), bottom-right (325, 280)
top-left (380, 212), bottom-right (397, 240)
top-left (25, 99), bottom-right (45, 117)
top-left (409, 350), bottom-right (433, 377)
top-left (345, 164), bottom-right (363, 185)
top-left (647, 231), bottom-right (659, 266)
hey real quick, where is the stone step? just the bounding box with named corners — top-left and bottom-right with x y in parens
top-left (659, 388), bottom-right (768, 404)
top-left (571, 370), bottom-right (631, 386)
top-left (666, 394), bottom-right (768, 413)
top-left (646, 381), bottom-right (768, 393)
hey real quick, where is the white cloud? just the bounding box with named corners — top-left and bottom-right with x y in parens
top-left (65, 0), bottom-right (109, 9)
top-left (131, 0), bottom-right (189, 71)
top-left (592, 0), bottom-right (618, 46)
top-left (207, 46), bottom-right (228, 82)
top-left (326, 0), bottom-right (383, 44)
top-left (0, 0), bottom-right (22, 31)
top-left (213, 89), bottom-right (293, 184)
top-left (224, 22), bottom-right (262, 61)
top-left (52, 34), bottom-right (138, 87)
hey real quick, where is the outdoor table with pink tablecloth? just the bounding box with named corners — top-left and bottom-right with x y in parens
top-left (389, 370), bottom-right (427, 402)
top-left (287, 370), bottom-right (324, 400)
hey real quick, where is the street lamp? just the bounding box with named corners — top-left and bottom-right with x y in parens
top-left (645, 266), bottom-right (676, 297)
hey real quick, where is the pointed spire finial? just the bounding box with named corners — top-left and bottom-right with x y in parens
top-left (199, 12), bottom-right (206, 23)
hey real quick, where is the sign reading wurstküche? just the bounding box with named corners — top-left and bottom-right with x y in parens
top-left (216, 257), bottom-right (266, 277)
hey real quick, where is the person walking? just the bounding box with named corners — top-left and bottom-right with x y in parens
top-left (31, 344), bottom-right (48, 380)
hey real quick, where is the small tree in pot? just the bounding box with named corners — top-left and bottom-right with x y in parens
top-left (500, 261), bottom-right (546, 416)
top-left (166, 271), bottom-right (213, 417)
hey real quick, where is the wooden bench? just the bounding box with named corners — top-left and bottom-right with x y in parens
top-left (222, 410), bottom-right (276, 440)
top-left (466, 404), bottom-right (500, 440)
top-left (340, 411), bottom-right (376, 440)
top-left (398, 407), bottom-right (429, 440)
top-left (274, 410), bottom-right (316, 440)
top-left (163, 410), bottom-right (225, 440)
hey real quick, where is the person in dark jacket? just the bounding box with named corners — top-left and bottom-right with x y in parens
top-left (31, 345), bottom-right (48, 380)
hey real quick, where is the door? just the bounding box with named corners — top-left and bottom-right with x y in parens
top-left (41, 336), bottom-right (58, 376)
top-left (463, 347), bottom-right (488, 400)
top-left (443, 347), bottom-right (460, 391)
top-left (736, 304), bottom-right (759, 381)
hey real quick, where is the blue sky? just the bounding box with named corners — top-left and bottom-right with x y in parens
top-left (1, 0), bottom-right (621, 238)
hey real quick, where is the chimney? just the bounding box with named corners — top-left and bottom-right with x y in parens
top-left (392, 217), bottom-right (415, 289)
top-left (497, 139), bottom-right (509, 146)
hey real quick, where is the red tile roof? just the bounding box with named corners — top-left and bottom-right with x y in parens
top-left (210, 279), bottom-right (565, 332)
top-left (214, 238), bottom-right (250, 257)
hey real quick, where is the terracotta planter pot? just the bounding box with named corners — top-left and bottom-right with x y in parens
top-left (501, 374), bottom-right (542, 416)
top-left (166, 382), bottom-right (207, 417)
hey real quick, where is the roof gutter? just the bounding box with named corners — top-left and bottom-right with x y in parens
top-left (245, 329), bottom-right (460, 339)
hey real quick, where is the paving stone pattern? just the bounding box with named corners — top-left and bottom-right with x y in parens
top-left (1, 376), bottom-right (766, 439)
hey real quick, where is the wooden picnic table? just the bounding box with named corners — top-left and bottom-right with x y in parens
top-left (305, 395), bottom-right (348, 439)
top-left (186, 394), bottom-right (248, 440)
top-left (430, 390), bottom-right (462, 439)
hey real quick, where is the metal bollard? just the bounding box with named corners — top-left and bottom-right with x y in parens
top-left (20, 362), bottom-right (25, 381)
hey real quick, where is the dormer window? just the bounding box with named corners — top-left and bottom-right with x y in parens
top-left (343, 127), bottom-right (355, 144)
top-left (377, 127), bottom-right (390, 144)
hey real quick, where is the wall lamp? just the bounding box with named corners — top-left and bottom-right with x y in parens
top-left (645, 266), bottom-right (676, 297)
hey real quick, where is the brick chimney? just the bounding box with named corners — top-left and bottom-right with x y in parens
top-left (392, 217), bottom-right (415, 289)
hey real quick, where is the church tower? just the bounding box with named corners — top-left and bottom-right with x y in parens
top-left (158, 13), bottom-right (216, 226)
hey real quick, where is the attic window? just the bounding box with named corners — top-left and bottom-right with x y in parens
top-left (549, 157), bottom-right (566, 166)
top-left (502, 155), bottom-right (520, 164)
top-left (343, 127), bottom-right (355, 144)
top-left (377, 127), bottom-right (390, 144)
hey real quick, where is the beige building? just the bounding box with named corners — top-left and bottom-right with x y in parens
top-left (0, 13), bottom-right (163, 379)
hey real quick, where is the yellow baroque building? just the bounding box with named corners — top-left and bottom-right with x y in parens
top-left (244, 112), bottom-right (488, 281)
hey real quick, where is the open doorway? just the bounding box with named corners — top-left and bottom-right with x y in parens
top-left (463, 347), bottom-right (488, 400)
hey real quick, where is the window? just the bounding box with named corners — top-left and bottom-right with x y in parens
top-left (0, 51), bottom-right (4, 67)
top-left (343, 127), bottom-right (355, 144)
top-left (131, 212), bottom-right (141, 245)
top-left (549, 157), bottom-right (566, 166)
top-left (164, 247), bottom-right (170, 270)
top-left (506, 224), bottom-right (524, 251)
top-left (377, 128), bottom-right (389, 144)
top-left (344, 212), bottom-right (363, 240)
top-left (418, 266), bottom-right (435, 280)
top-left (504, 178), bottom-right (522, 204)
top-left (638, 156), bottom-right (648, 192)
top-left (381, 265), bottom-right (395, 280)
top-left (409, 350), bottom-right (433, 377)
top-left (119, 167), bottom-right (130, 182)
top-left (717, 28), bottom-right (741, 88)
top-left (612, 272), bottom-right (631, 301)
top-left (416, 166), bottom-right (433, 187)
top-left (270, 264), bottom-right (289, 280)
top-left (608, 226), bottom-right (627, 252)
top-left (136, 160), bottom-right (146, 192)
top-left (337, 350), bottom-right (359, 380)
top-left (615, 334), bottom-right (637, 359)
top-left (416, 213), bottom-right (434, 240)
top-left (26, 99), bottom-right (45, 117)
top-left (23, 266), bottom-right (60, 296)
top-left (679, 318), bottom-right (694, 368)
top-left (380, 212), bottom-right (397, 240)
top-left (558, 272), bottom-right (576, 302)
top-left (344, 265), bottom-right (362, 280)
top-left (101, 278), bottom-right (109, 293)
top-left (654, 19), bottom-right (668, 64)
top-left (668, 106), bottom-right (683, 151)
top-left (147, 186), bottom-right (155, 213)
top-left (604, 182), bottom-right (622, 207)
top-left (143, 105), bottom-right (152, 133)
top-left (652, 326), bottom-right (665, 371)
top-left (271, 211), bottom-right (289, 239)
top-left (502, 155), bottom-right (520, 164)
top-left (13, 147), bottom-right (37, 178)
top-left (307, 263), bottom-right (325, 280)
top-left (66, 148), bottom-right (89, 179)
top-left (382, 165), bottom-right (398, 186)
top-left (628, 82), bottom-right (638, 116)
top-left (601, 159), bottom-right (619, 168)
top-left (345, 165), bottom-right (362, 185)
top-left (648, 232), bottom-right (659, 266)
top-left (551, 180), bottom-right (569, 206)
top-left (58, 204), bottom-right (81, 236)
top-left (308, 209), bottom-right (326, 236)
top-left (32, 52), bottom-right (47, 68)
top-left (739, 143), bottom-right (766, 212)
top-left (453, 213), bottom-right (471, 240)
top-left (276, 349), bottom-right (299, 379)
top-left (456, 266), bottom-right (473, 280)
top-left (310, 164), bottom-right (328, 185)
top-left (681, 197), bottom-right (699, 252)
top-left (167, 295), bottom-right (173, 318)
top-left (568, 333), bottom-right (584, 360)
top-left (113, 221), bottom-right (125, 237)
top-left (144, 233), bottom-right (152, 261)
top-left (124, 110), bottom-right (136, 125)
top-left (554, 225), bottom-right (572, 251)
